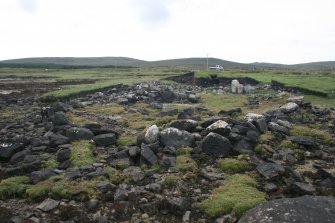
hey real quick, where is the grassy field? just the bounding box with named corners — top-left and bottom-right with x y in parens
top-left (196, 70), bottom-right (335, 97)
top-left (1, 67), bottom-right (335, 107)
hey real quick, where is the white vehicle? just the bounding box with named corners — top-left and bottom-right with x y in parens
top-left (209, 65), bottom-right (224, 71)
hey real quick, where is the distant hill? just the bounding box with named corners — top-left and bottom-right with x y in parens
top-left (1, 57), bottom-right (334, 70)
top-left (0, 57), bottom-right (148, 68)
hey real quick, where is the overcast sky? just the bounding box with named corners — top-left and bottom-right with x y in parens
top-left (0, 0), bottom-right (334, 64)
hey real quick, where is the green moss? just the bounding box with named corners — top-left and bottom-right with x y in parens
top-left (105, 167), bottom-right (130, 185)
top-left (70, 140), bottom-right (96, 166)
top-left (26, 180), bottom-right (53, 202)
top-left (116, 135), bottom-right (137, 146)
top-left (200, 174), bottom-right (266, 218)
top-left (50, 177), bottom-right (96, 201)
top-left (217, 158), bottom-right (250, 174)
top-left (0, 176), bottom-right (30, 199)
top-left (163, 175), bottom-right (180, 187)
top-left (176, 147), bottom-right (193, 156)
top-left (41, 159), bottom-right (59, 169)
top-left (279, 140), bottom-right (300, 150)
top-left (291, 125), bottom-right (333, 144)
top-left (254, 145), bottom-right (263, 154)
top-left (259, 131), bottom-right (275, 144)
top-left (176, 155), bottom-right (198, 172)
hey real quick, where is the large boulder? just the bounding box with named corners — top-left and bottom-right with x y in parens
top-left (140, 144), bottom-right (158, 165)
top-left (206, 120), bottom-right (231, 136)
top-left (66, 127), bottom-right (94, 141)
top-left (201, 132), bottom-right (232, 156)
top-left (256, 162), bottom-right (285, 180)
top-left (144, 125), bottom-right (160, 144)
top-left (268, 122), bottom-right (290, 135)
top-left (245, 113), bottom-right (264, 122)
top-left (0, 143), bottom-right (25, 161)
top-left (93, 133), bottom-right (116, 146)
top-left (52, 102), bottom-right (72, 112)
top-left (48, 133), bottom-right (70, 147)
top-left (280, 102), bottom-right (299, 113)
top-left (289, 136), bottom-right (316, 146)
top-left (169, 119), bottom-right (198, 132)
top-left (238, 196), bottom-right (335, 223)
top-left (231, 80), bottom-right (244, 94)
top-left (52, 111), bottom-right (69, 126)
top-left (160, 128), bottom-right (195, 148)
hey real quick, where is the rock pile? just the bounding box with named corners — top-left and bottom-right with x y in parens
top-left (0, 81), bottom-right (334, 223)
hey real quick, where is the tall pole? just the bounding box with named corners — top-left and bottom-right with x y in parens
top-left (206, 53), bottom-right (209, 71)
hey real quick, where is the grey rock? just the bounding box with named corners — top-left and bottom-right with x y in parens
top-left (123, 166), bottom-right (145, 182)
top-left (263, 183), bottom-right (278, 192)
top-left (57, 148), bottom-right (71, 162)
top-left (48, 133), bottom-right (69, 147)
top-left (159, 155), bottom-right (176, 168)
top-left (0, 143), bottom-right (25, 161)
top-left (238, 196), bottom-right (335, 223)
top-left (58, 160), bottom-right (71, 170)
top-left (53, 111), bottom-right (69, 126)
top-left (163, 146), bottom-right (176, 155)
top-left (289, 136), bottom-right (316, 146)
top-left (206, 120), bottom-right (231, 137)
top-left (268, 122), bottom-right (290, 135)
top-left (160, 127), bottom-right (195, 149)
top-left (64, 169), bottom-right (81, 180)
top-left (256, 162), bottom-right (285, 180)
top-left (114, 188), bottom-right (128, 202)
top-left (85, 199), bottom-right (100, 212)
top-left (52, 102), bottom-right (72, 112)
top-left (188, 94), bottom-right (199, 103)
top-left (96, 181), bottom-right (115, 192)
top-left (253, 118), bottom-right (267, 133)
top-left (36, 198), bottom-right (60, 212)
top-left (245, 113), bottom-right (264, 122)
top-left (280, 102), bottom-right (299, 113)
top-left (116, 97), bottom-right (129, 104)
top-left (201, 132), bottom-right (232, 156)
top-left (30, 169), bottom-right (57, 184)
top-left (169, 119), bottom-right (198, 132)
top-left (128, 146), bottom-right (140, 157)
top-left (161, 197), bottom-right (188, 215)
top-left (145, 183), bottom-right (162, 193)
top-left (215, 214), bottom-right (237, 223)
top-left (291, 182), bottom-right (316, 195)
top-left (8, 216), bottom-right (23, 223)
top-left (66, 127), bottom-right (94, 141)
top-left (93, 133), bottom-right (116, 146)
top-left (31, 146), bottom-right (48, 152)
top-left (144, 125), bottom-right (159, 144)
top-left (200, 169), bottom-right (225, 181)
top-left (10, 149), bottom-right (30, 164)
top-left (287, 96), bottom-right (304, 104)
top-left (277, 120), bottom-right (293, 129)
top-left (141, 144), bottom-right (158, 164)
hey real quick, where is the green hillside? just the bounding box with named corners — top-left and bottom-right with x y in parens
top-left (0, 57), bottom-right (335, 70)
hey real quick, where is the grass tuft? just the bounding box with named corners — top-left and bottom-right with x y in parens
top-left (200, 174), bottom-right (266, 218)
top-left (116, 135), bottom-right (137, 146)
top-left (0, 176), bottom-right (30, 200)
top-left (163, 175), bottom-right (180, 187)
top-left (217, 158), bottom-right (250, 174)
top-left (176, 155), bottom-right (198, 172)
top-left (70, 140), bottom-right (96, 166)
top-left (291, 125), bottom-right (333, 144)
